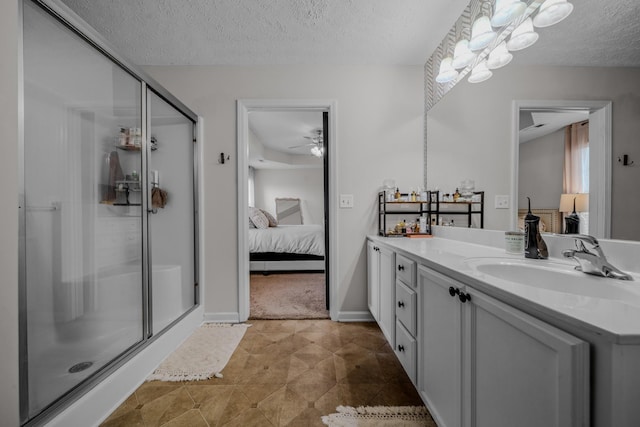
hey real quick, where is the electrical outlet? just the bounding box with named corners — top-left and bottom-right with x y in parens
top-left (495, 195), bottom-right (509, 209)
top-left (339, 194), bottom-right (354, 208)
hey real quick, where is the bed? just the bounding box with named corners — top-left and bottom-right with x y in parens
top-left (249, 224), bottom-right (325, 273)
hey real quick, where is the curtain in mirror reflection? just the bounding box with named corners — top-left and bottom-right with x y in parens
top-left (563, 121), bottom-right (589, 233)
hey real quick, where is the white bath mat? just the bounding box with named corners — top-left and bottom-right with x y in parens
top-left (321, 406), bottom-right (433, 427)
top-left (147, 323), bottom-right (250, 382)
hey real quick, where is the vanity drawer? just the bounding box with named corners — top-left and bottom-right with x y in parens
top-left (395, 319), bottom-right (417, 384)
top-left (396, 280), bottom-right (417, 336)
top-left (396, 254), bottom-right (416, 287)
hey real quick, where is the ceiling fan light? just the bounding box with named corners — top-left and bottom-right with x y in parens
top-left (487, 41), bottom-right (513, 69)
top-left (533, 0), bottom-right (574, 28)
top-left (469, 15), bottom-right (497, 51)
top-left (506, 17), bottom-right (539, 51)
top-left (468, 60), bottom-right (493, 83)
top-left (491, 0), bottom-right (527, 27)
top-left (435, 57), bottom-right (459, 83)
top-left (452, 39), bottom-right (477, 69)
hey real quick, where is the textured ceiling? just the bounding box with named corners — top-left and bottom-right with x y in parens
top-left (512, 0), bottom-right (640, 67)
top-left (58, 0), bottom-right (640, 67)
top-left (59, 0), bottom-right (470, 65)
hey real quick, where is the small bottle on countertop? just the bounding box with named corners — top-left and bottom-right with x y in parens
top-left (419, 216), bottom-right (427, 234)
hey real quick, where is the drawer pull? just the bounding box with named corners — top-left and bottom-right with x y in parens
top-left (397, 301), bottom-right (405, 308)
top-left (459, 292), bottom-right (471, 303)
top-left (398, 264), bottom-right (405, 271)
top-left (397, 345), bottom-right (405, 352)
top-left (448, 286), bottom-right (458, 297)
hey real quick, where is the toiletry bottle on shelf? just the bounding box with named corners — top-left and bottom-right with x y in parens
top-left (524, 197), bottom-right (548, 259)
top-left (394, 187), bottom-right (401, 200)
top-left (453, 188), bottom-right (461, 201)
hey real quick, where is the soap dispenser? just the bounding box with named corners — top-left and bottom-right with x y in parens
top-left (524, 197), bottom-right (548, 259)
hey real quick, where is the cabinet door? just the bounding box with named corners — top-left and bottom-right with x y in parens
top-left (367, 241), bottom-right (380, 322)
top-left (464, 289), bottom-right (589, 427)
top-left (378, 245), bottom-right (395, 344)
top-left (418, 266), bottom-right (463, 427)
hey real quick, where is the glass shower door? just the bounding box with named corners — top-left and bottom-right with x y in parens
top-left (147, 90), bottom-right (197, 333)
top-left (22, 1), bottom-right (144, 420)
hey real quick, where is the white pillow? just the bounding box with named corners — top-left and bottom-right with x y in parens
top-left (249, 206), bottom-right (269, 229)
top-left (259, 209), bottom-right (278, 227)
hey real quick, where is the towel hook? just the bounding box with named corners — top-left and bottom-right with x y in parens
top-left (618, 154), bottom-right (634, 166)
top-left (218, 152), bottom-right (230, 164)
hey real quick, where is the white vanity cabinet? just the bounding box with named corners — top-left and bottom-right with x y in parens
top-left (394, 253), bottom-right (418, 384)
top-left (367, 240), bottom-right (380, 322)
top-left (367, 241), bottom-right (395, 344)
top-left (418, 265), bottom-right (589, 427)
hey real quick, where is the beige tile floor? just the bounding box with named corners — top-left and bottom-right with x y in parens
top-left (101, 320), bottom-right (435, 427)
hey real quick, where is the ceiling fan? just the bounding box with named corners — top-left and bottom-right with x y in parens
top-left (288, 129), bottom-right (324, 156)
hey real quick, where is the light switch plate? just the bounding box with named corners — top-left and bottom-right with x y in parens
top-left (495, 195), bottom-right (509, 209)
top-left (340, 194), bottom-right (354, 208)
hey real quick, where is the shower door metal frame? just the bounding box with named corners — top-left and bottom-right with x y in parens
top-left (18, 0), bottom-right (200, 424)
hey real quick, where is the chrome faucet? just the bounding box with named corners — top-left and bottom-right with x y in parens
top-left (561, 234), bottom-right (633, 280)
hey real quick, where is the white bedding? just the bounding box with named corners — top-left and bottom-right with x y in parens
top-left (249, 224), bottom-right (324, 256)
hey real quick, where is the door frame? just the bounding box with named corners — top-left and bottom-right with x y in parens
top-left (237, 99), bottom-right (338, 322)
top-left (510, 100), bottom-right (612, 237)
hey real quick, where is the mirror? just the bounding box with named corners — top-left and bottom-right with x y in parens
top-left (426, 0), bottom-right (640, 241)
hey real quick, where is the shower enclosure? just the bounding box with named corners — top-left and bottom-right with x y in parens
top-left (19, 1), bottom-right (198, 424)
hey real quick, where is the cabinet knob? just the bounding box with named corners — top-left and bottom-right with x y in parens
top-left (459, 292), bottom-right (471, 303)
top-left (398, 265), bottom-right (405, 271)
top-left (448, 286), bottom-right (458, 297)
top-left (397, 301), bottom-right (405, 308)
top-left (397, 345), bottom-right (405, 352)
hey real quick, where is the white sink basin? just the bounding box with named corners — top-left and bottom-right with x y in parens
top-left (463, 257), bottom-right (640, 301)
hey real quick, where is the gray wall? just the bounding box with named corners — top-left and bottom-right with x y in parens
top-left (427, 64), bottom-right (640, 240)
top-left (518, 129), bottom-right (565, 210)
top-left (144, 65), bottom-right (424, 317)
top-left (254, 168), bottom-right (324, 225)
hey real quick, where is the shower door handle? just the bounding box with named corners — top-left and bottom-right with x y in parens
top-left (148, 208), bottom-right (158, 214)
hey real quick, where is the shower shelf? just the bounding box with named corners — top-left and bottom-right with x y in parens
top-left (114, 139), bottom-right (157, 151)
top-left (115, 145), bottom-right (141, 151)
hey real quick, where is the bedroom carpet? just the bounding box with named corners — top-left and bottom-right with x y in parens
top-left (250, 273), bottom-right (329, 320)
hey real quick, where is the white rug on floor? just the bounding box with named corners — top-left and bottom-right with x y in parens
top-left (321, 406), bottom-right (432, 426)
top-left (147, 323), bottom-right (250, 382)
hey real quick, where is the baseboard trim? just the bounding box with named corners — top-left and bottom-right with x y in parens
top-left (203, 312), bottom-right (241, 323)
top-left (337, 311), bottom-right (375, 322)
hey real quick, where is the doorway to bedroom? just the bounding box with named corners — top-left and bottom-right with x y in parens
top-left (237, 100), bottom-right (337, 321)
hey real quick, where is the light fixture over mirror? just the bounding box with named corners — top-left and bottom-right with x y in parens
top-left (436, 57), bottom-right (459, 83)
top-left (469, 2), bottom-right (497, 51)
top-left (452, 38), bottom-right (477, 69)
top-left (487, 41), bottom-right (513, 69)
top-left (507, 17), bottom-right (539, 51)
top-left (430, 0), bottom-right (570, 92)
top-left (468, 59), bottom-right (493, 83)
top-left (491, 0), bottom-right (527, 27)
top-left (533, 0), bottom-right (574, 27)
